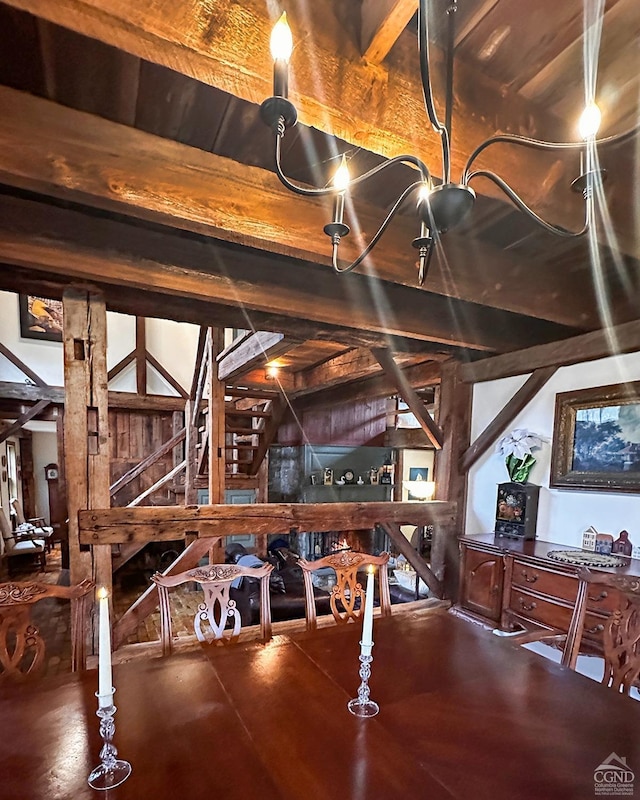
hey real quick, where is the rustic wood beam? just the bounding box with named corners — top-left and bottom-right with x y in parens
top-left (0, 87), bottom-right (603, 327)
top-left (433, 360), bottom-right (471, 600)
top-left (295, 359), bottom-right (443, 410)
top-left (0, 399), bottom-right (51, 444)
top-left (0, 380), bottom-right (190, 411)
top-left (0, 194), bottom-right (575, 353)
top-left (63, 289), bottom-right (110, 658)
top-left (381, 522), bottom-right (442, 597)
top-left (110, 427), bottom-right (186, 497)
top-left (79, 501), bottom-right (457, 544)
top-left (0, 342), bottom-right (47, 387)
top-left (361, 0), bottom-right (417, 64)
top-left (208, 328), bottom-right (225, 505)
top-left (107, 349), bottom-right (135, 382)
top-left (189, 327), bottom-right (207, 401)
top-left (217, 332), bottom-right (300, 382)
top-left (135, 316), bottom-right (146, 396)
top-left (2, 0), bottom-right (579, 227)
top-left (372, 348), bottom-right (444, 449)
top-left (460, 366), bottom-right (558, 473)
top-left (460, 319), bottom-right (640, 384)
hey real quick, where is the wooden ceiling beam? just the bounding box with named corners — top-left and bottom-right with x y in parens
top-left (0, 87), bottom-right (600, 327)
top-left (361, 0), bottom-right (417, 64)
top-left (217, 332), bottom-right (301, 382)
top-left (1, 0), bottom-right (590, 231)
top-left (460, 319), bottom-right (640, 384)
top-left (0, 193), bottom-right (575, 353)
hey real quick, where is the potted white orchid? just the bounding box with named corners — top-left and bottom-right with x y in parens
top-left (496, 429), bottom-right (546, 484)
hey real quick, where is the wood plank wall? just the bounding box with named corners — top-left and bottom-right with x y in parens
top-left (109, 409), bottom-right (182, 506)
top-left (278, 398), bottom-right (388, 447)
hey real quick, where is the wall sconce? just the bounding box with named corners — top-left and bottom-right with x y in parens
top-left (265, 364), bottom-right (280, 381)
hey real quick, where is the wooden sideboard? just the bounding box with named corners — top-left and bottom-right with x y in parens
top-left (457, 534), bottom-right (640, 653)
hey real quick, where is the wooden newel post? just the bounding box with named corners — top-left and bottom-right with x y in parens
top-left (63, 288), bottom-right (111, 661)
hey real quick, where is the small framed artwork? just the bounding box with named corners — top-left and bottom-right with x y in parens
top-left (551, 381), bottom-right (640, 492)
top-left (323, 468), bottom-right (333, 486)
top-left (19, 295), bottom-right (63, 342)
top-left (408, 467), bottom-right (428, 500)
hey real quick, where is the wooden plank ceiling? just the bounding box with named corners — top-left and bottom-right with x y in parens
top-left (0, 0), bottom-right (638, 396)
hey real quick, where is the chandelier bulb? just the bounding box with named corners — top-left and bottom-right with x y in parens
top-left (578, 102), bottom-right (601, 140)
top-left (333, 155), bottom-right (350, 192)
top-left (270, 13), bottom-right (293, 62)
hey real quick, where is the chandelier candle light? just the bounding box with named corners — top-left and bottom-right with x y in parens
top-left (348, 565), bottom-right (380, 717)
top-left (88, 587), bottom-right (132, 791)
top-left (260, 4), bottom-right (638, 285)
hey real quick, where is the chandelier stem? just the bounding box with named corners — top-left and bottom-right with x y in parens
top-left (418, 0), bottom-right (451, 183)
top-left (444, 1), bottom-right (457, 158)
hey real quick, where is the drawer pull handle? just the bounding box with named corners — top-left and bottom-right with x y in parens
top-left (588, 591), bottom-right (608, 603)
top-left (518, 598), bottom-right (537, 612)
top-left (520, 570), bottom-right (538, 584)
top-left (586, 623), bottom-right (605, 634)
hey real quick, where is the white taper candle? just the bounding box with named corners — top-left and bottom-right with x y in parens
top-left (360, 565), bottom-right (375, 657)
top-left (97, 587), bottom-right (113, 707)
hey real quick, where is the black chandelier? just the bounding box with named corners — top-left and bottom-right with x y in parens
top-left (260, 1), bottom-right (634, 285)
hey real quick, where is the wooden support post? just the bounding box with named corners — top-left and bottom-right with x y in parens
top-left (135, 316), bottom-right (146, 396)
top-left (184, 400), bottom-right (198, 505)
top-left (433, 359), bottom-right (471, 600)
top-left (207, 328), bottom-right (225, 562)
top-left (63, 289), bottom-right (110, 657)
top-left (56, 407), bottom-right (69, 568)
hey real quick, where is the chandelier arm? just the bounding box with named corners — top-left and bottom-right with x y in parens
top-left (418, 0), bottom-right (451, 183)
top-left (467, 170), bottom-right (589, 238)
top-left (332, 181), bottom-right (425, 274)
top-left (274, 127), bottom-right (430, 197)
top-left (462, 127), bottom-right (640, 183)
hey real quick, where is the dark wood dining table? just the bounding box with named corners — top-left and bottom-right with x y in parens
top-left (1, 608), bottom-right (639, 800)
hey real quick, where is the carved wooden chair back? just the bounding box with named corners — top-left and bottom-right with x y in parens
top-left (568, 569), bottom-right (640, 695)
top-left (299, 551), bottom-right (391, 631)
top-left (152, 562), bottom-right (274, 655)
top-left (0, 579), bottom-right (93, 681)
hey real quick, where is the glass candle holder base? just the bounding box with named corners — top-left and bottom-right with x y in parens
top-left (88, 759), bottom-right (132, 790)
top-left (348, 697), bottom-right (379, 717)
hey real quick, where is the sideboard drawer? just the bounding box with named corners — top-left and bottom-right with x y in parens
top-left (506, 588), bottom-right (574, 630)
top-left (585, 585), bottom-right (625, 615)
top-left (510, 559), bottom-right (577, 602)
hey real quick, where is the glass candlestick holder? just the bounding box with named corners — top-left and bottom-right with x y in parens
top-left (88, 689), bottom-right (132, 790)
top-left (347, 645), bottom-right (379, 717)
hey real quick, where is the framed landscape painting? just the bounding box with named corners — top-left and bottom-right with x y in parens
top-left (550, 382), bottom-right (640, 492)
top-left (19, 295), bottom-right (63, 342)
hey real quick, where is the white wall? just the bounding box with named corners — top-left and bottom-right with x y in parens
top-left (30, 427), bottom-right (58, 523)
top-left (0, 291), bottom-right (199, 392)
top-left (466, 351), bottom-right (640, 548)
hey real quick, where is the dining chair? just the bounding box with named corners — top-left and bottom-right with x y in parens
top-left (0, 506), bottom-right (46, 575)
top-left (0, 578), bottom-right (93, 680)
top-left (10, 498), bottom-right (54, 552)
top-left (299, 550), bottom-right (391, 631)
top-left (509, 568), bottom-right (640, 695)
top-left (152, 562), bottom-right (274, 655)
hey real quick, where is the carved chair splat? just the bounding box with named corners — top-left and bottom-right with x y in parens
top-left (299, 551), bottom-right (391, 631)
top-left (574, 569), bottom-right (640, 695)
top-left (152, 562), bottom-right (274, 655)
top-left (0, 579), bottom-right (93, 681)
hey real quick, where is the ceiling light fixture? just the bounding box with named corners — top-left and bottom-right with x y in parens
top-left (260, 2), bottom-right (636, 285)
